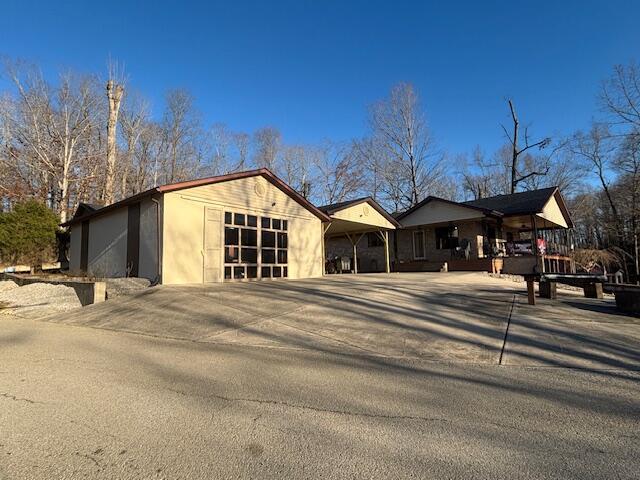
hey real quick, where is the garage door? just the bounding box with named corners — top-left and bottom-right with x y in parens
top-left (223, 211), bottom-right (288, 281)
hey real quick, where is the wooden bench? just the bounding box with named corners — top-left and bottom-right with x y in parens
top-left (523, 273), bottom-right (608, 305)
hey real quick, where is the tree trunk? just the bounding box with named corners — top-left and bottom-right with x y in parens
top-left (104, 80), bottom-right (124, 205)
top-left (509, 100), bottom-right (519, 194)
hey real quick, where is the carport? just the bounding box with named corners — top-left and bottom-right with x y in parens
top-left (319, 197), bottom-right (399, 273)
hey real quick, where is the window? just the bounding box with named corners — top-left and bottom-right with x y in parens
top-left (367, 232), bottom-right (384, 247)
top-left (413, 231), bottom-right (425, 260)
top-left (435, 226), bottom-right (459, 250)
top-left (224, 211), bottom-right (288, 281)
top-left (225, 211), bottom-right (259, 280)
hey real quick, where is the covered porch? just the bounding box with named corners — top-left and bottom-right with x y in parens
top-left (319, 198), bottom-right (399, 274)
top-left (497, 212), bottom-right (575, 275)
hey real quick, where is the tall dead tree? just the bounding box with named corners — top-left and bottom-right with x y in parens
top-left (104, 78), bottom-right (124, 204)
top-left (503, 99), bottom-right (551, 193)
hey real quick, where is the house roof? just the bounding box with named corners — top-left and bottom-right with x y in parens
top-left (318, 197), bottom-right (401, 227)
top-left (61, 169), bottom-right (331, 227)
top-left (463, 187), bottom-right (559, 216)
top-left (395, 187), bottom-right (573, 228)
top-left (395, 195), bottom-right (503, 222)
top-left (72, 202), bottom-right (103, 219)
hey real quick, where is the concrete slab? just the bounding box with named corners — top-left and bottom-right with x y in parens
top-left (46, 272), bottom-right (640, 369)
top-left (502, 292), bottom-right (640, 369)
top-left (47, 273), bottom-right (516, 364)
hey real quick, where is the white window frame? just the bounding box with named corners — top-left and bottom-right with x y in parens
top-left (413, 230), bottom-right (426, 260)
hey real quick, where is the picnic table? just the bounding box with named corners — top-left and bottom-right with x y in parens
top-left (523, 273), bottom-right (608, 305)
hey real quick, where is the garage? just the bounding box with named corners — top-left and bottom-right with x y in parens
top-left (63, 169), bottom-right (331, 285)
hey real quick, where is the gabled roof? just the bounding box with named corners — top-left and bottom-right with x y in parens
top-left (318, 196), bottom-right (401, 227)
top-left (463, 187), bottom-right (558, 216)
top-left (72, 202), bottom-right (103, 219)
top-left (62, 169), bottom-right (331, 226)
top-left (395, 187), bottom-right (573, 228)
top-left (395, 195), bottom-right (503, 222)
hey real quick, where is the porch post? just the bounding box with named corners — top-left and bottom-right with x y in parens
top-left (321, 223), bottom-right (331, 275)
top-left (384, 230), bottom-right (390, 273)
top-left (531, 214), bottom-right (543, 273)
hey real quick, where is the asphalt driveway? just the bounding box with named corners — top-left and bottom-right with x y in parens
top-left (1, 272), bottom-right (639, 479)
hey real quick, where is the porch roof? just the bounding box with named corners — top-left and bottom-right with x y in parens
top-left (319, 197), bottom-right (399, 236)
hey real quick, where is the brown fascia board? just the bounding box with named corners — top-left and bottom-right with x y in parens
top-left (61, 168), bottom-right (331, 227)
top-left (395, 196), bottom-right (503, 222)
top-left (326, 197), bottom-right (402, 228)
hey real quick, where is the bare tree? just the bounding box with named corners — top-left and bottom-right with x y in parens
top-left (118, 92), bottom-right (148, 199)
top-left (278, 144), bottom-right (314, 196)
top-left (601, 62), bottom-right (640, 131)
top-left (501, 99), bottom-right (552, 193)
top-left (1, 62), bottom-right (102, 222)
top-left (161, 89), bottom-right (201, 183)
top-left (232, 132), bottom-right (250, 172)
top-left (368, 83), bottom-right (441, 208)
top-left (571, 123), bottom-right (621, 241)
top-left (252, 126), bottom-right (281, 170)
top-left (313, 141), bottom-right (364, 205)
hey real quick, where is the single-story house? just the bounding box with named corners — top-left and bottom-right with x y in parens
top-left (392, 187), bottom-right (574, 275)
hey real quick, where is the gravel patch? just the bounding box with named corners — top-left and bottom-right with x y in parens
top-left (0, 282), bottom-right (81, 319)
top-left (0, 280), bottom-right (19, 293)
top-left (105, 277), bottom-right (151, 298)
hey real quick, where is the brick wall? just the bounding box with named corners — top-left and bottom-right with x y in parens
top-left (325, 234), bottom-right (387, 272)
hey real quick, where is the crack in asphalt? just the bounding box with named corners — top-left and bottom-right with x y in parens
top-left (0, 392), bottom-right (40, 404)
top-left (165, 387), bottom-right (602, 441)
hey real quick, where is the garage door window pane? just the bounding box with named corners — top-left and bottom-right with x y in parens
top-left (241, 229), bottom-right (257, 247)
top-left (241, 248), bottom-right (258, 263)
top-left (262, 230), bottom-right (276, 248)
top-left (225, 227), bottom-right (239, 245)
top-left (225, 246), bottom-right (239, 263)
top-left (277, 232), bottom-right (287, 248)
top-left (261, 266), bottom-right (271, 278)
top-left (262, 249), bottom-right (276, 264)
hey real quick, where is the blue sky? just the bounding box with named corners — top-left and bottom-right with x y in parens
top-left (1, 0), bottom-right (638, 156)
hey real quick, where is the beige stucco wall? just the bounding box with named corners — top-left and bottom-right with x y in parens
top-left (537, 195), bottom-right (569, 228)
top-left (400, 200), bottom-right (484, 227)
top-left (86, 208), bottom-right (128, 277)
top-left (161, 175), bottom-right (323, 284)
top-left (331, 202), bottom-right (396, 230)
top-left (68, 225), bottom-right (82, 274)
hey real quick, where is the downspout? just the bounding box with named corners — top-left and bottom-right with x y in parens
top-left (151, 196), bottom-right (162, 285)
